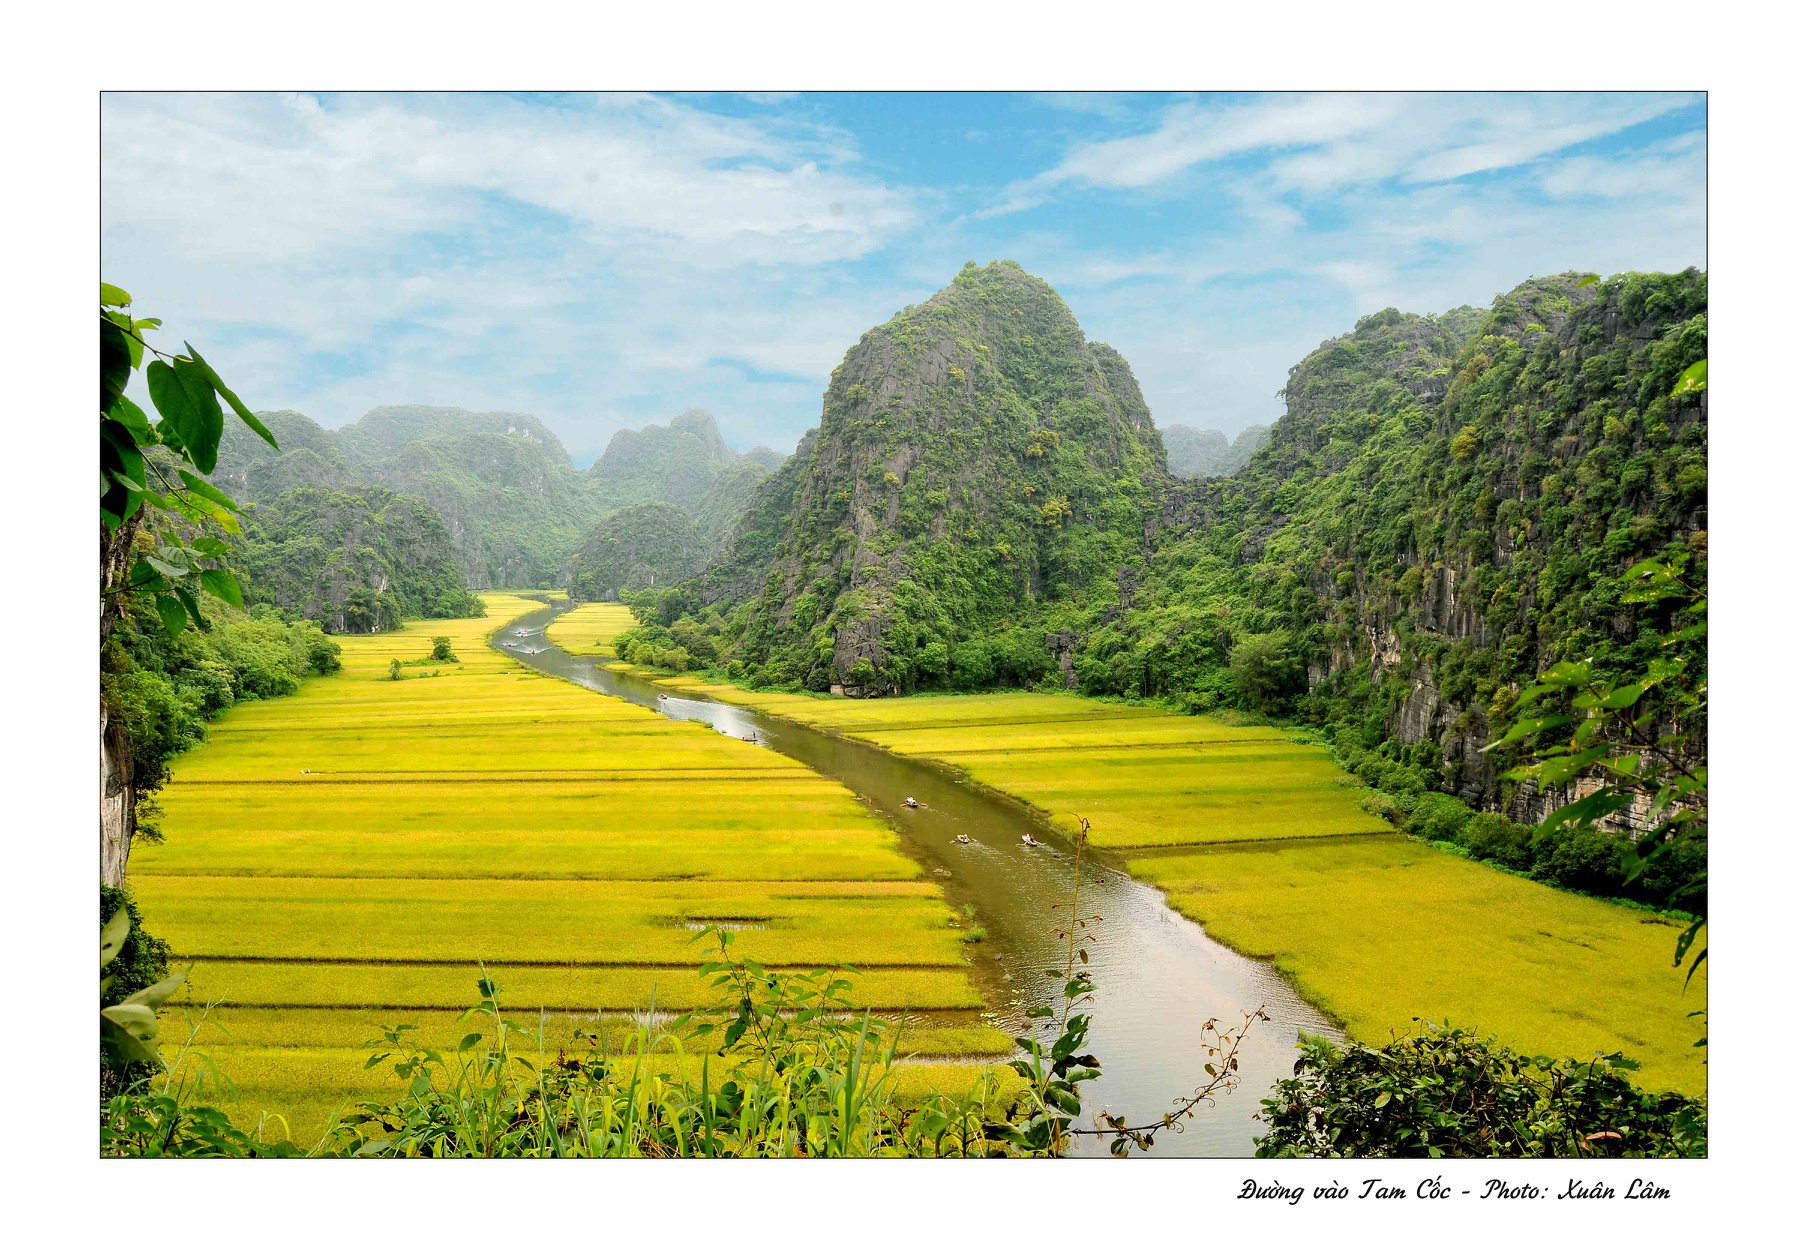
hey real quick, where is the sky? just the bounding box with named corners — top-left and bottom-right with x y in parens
top-left (101, 91), bottom-right (1706, 465)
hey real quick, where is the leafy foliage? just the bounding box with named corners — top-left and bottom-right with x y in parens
top-left (100, 909), bottom-right (186, 1073)
top-left (1257, 1022), bottom-right (1705, 1158)
top-left (101, 596), bottom-right (342, 797)
top-left (101, 282), bottom-right (275, 637)
top-left (1489, 555), bottom-right (1706, 1024)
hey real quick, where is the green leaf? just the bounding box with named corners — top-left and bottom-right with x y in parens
top-left (200, 568), bottom-right (243, 608)
top-left (1670, 358), bottom-right (1706, 397)
top-left (171, 358), bottom-right (226, 472)
top-left (145, 552), bottom-right (189, 579)
top-left (119, 968), bottom-right (188, 1010)
top-left (186, 344), bottom-right (278, 449)
top-left (102, 909), bottom-right (132, 969)
top-left (102, 1002), bottom-right (159, 1040)
top-left (154, 594), bottom-right (188, 639)
top-left (174, 583), bottom-right (207, 631)
top-left (177, 469), bottom-right (243, 514)
top-left (145, 360), bottom-right (196, 453)
top-left (106, 394), bottom-right (154, 442)
top-left (101, 317), bottom-right (133, 412)
top-left (101, 282), bottom-right (133, 308)
top-left (101, 1017), bottom-right (163, 1068)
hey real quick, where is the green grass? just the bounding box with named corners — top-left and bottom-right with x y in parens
top-left (130, 596), bottom-right (1007, 1141)
top-left (545, 601), bottom-right (637, 655)
top-left (643, 677), bottom-right (1706, 1096)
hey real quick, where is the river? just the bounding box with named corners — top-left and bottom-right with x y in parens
top-left (493, 599), bottom-right (1341, 1156)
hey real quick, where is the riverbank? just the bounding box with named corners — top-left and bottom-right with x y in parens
top-left (627, 669), bottom-right (1708, 1096)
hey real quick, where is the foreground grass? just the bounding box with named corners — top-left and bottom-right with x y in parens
top-left (545, 601), bottom-right (637, 655)
top-left (130, 596), bottom-right (1006, 1143)
top-left (640, 679), bottom-right (1706, 1095)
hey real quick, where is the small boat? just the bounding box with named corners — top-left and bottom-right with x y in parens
top-left (742, 734), bottom-right (758, 742)
top-left (657, 694), bottom-right (668, 701)
top-left (904, 796), bottom-right (919, 809)
top-left (1021, 834), bottom-right (1040, 848)
top-left (954, 833), bottom-right (972, 845)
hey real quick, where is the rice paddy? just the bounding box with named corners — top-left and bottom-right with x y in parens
top-left (128, 596), bottom-right (1009, 1142)
top-left (545, 601), bottom-right (636, 655)
top-left (642, 679), bottom-right (1708, 1095)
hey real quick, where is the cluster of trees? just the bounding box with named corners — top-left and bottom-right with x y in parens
top-left (104, 591), bottom-right (342, 826)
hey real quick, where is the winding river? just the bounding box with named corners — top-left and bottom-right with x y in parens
top-left (494, 599), bottom-right (1341, 1156)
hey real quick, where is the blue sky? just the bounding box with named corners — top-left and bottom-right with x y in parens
top-left (101, 91), bottom-right (1706, 465)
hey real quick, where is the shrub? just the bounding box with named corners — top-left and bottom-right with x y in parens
top-left (1461, 812), bottom-right (1534, 870)
top-left (1258, 1022), bottom-right (1705, 1158)
top-left (1405, 792), bottom-right (1472, 844)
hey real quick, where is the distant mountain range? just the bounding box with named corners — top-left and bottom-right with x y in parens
top-left (212, 406), bottom-right (785, 588)
top-left (1158, 422), bottom-right (1270, 477)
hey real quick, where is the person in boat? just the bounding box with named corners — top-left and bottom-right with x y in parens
top-left (904, 796), bottom-right (919, 809)
top-left (1021, 833), bottom-right (1039, 847)
top-left (955, 833), bottom-right (972, 845)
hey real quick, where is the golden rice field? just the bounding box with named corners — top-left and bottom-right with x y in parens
top-left (644, 679), bottom-right (1707, 1094)
top-left (129, 596), bottom-right (1008, 1143)
top-left (545, 601), bottom-right (637, 655)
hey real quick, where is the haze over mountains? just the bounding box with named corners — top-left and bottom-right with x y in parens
top-left (212, 406), bottom-right (785, 587)
top-left (1158, 423), bottom-right (1271, 478)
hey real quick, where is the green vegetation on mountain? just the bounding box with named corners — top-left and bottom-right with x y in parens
top-left (634, 263), bottom-right (1706, 911)
top-left (234, 486), bottom-right (484, 632)
top-left (679, 261), bottom-right (1167, 693)
top-left (1094, 270), bottom-right (1707, 821)
top-left (1159, 422), bottom-right (1270, 477)
top-left (567, 501), bottom-right (708, 601)
top-left (212, 406), bottom-right (778, 587)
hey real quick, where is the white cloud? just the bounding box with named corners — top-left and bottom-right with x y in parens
top-left (982, 91), bottom-right (1702, 216)
top-left (101, 92), bottom-right (1706, 455)
top-left (103, 92), bottom-right (917, 269)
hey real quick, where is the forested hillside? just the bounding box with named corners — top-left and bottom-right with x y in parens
top-left (234, 486), bottom-right (484, 632)
top-left (212, 406), bottom-right (777, 586)
top-left (1099, 270), bottom-right (1707, 814)
top-left (679, 260), bottom-right (1167, 693)
top-left (568, 502), bottom-right (709, 601)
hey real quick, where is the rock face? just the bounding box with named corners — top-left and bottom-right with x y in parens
top-left (693, 261), bottom-right (1167, 692)
top-left (1160, 422), bottom-right (1271, 477)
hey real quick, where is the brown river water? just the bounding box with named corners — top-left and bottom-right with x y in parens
top-left (494, 599), bottom-right (1341, 1157)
